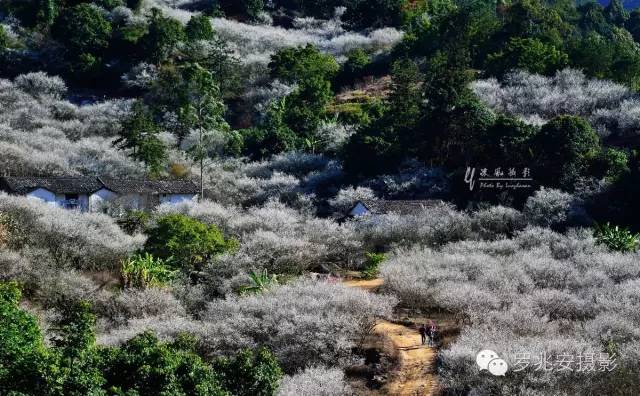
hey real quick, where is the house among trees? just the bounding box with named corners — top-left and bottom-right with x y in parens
top-left (0, 176), bottom-right (198, 212)
top-left (338, 199), bottom-right (444, 222)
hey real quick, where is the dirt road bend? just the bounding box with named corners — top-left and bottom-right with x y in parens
top-left (344, 278), bottom-right (439, 396)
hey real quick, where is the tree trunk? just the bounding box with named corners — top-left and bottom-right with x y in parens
top-left (200, 155), bottom-right (204, 202)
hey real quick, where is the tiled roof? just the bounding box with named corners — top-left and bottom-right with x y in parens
top-left (0, 176), bottom-right (199, 195)
top-left (98, 177), bottom-right (199, 194)
top-left (0, 177), bottom-right (102, 195)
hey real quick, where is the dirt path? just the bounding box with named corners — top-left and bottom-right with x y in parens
top-left (345, 278), bottom-right (439, 396)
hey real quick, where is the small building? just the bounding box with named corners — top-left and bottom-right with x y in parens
top-left (0, 177), bottom-right (103, 211)
top-left (0, 176), bottom-right (198, 212)
top-left (338, 199), bottom-right (444, 222)
top-left (96, 177), bottom-right (199, 211)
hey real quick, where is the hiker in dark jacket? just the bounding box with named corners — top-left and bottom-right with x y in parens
top-left (419, 324), bottom-right (427, 345)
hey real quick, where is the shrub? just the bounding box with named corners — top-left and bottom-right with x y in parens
top-left (0, 212), bottom-right (21, 249)
top-left (210, 17), bottom-right (402, 68)
top-left (141, 8), bottom-right (186, 64)
top-left (269, 44), bottom-right (339, 84)
top-left (534, 115), bottom-right (601, 188)
top-left (117, 210), bottom-right (150, 235)
top-left (0, 194), bottom-right (143, 269)
top-left (341, 48), bottom-right (371, 81)
top-left (101, 332), bottom-right (227, 395)
top-left (121, 253), bottom-right (177, 289)
top-left (0, 281), bottom-right (50, 394)
top-left (211, 347), bottom-right (283, 396)
top-left (95, 287), bottom-right (187, 329)
top-left (594, 222), bottom-right (640, 252)
top-left (52, 3), bottom-right (113, 56)
top-left (238, 269), bottom-right (279, 295)
top-left (14, 72), bottom-right (67, 99)
top-left (186, 14), bottom-right (215, 41)
top-left (471, 205), bottom-right (526, 239)
top-left (277, 366), bottom-right (350, 396)
top-left (0, 74), bottom-right (141, 177)
top-left (362, 252), bottom-right (384, 280)
top-left (486, 37), bottom-right (568, 76)
top-left (144, 213), bottom-right (237, 271)
top-left (328, 186), bottom-right (377, 214)
top-left (0, 281), bottom-right (283, 395)
top-left (354, 202), bottom-right (472, 249)
top-left (200, 279), bottom-right (397, 372)
top-left (472, 69), bottom-right (640, 140)
top-left (524, 188), bottom-right (577, 229)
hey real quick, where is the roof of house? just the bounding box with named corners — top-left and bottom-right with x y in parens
top-left (97, 177), bottom-right (199, 195)
top-left (0, 177), bottom-right (103, 195)
top-left (347, 199), bottom-right (444, 216)
top-left (0, 176), bottom-right (199, 195)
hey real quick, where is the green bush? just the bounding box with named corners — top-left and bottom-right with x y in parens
top-left (121, 253), bottom-right (177, 289)
top-left (486, 37), bottom-right (569, 76)
top-left (238, 270), bottom-right (279, 295)
top-left (144, 214), bottom-right (237, 271)
top-left (590, 147), bottom-right (630, 182)
top-left (212, 347), bottom-right (283, 396)
top-left (534, 115), bottom-right (601, 189)
top-left (141, 8), bottom-right (186, 64)
top-left (269, 44), bottom-right (339, 84)
top-left (117, 210), bottom-right (151, 235)
top-left (52, 3), bottom-right (112, 56)
top-left (594, 222), bottom-right (640, 252)
top-left (102, 332), bottom-right (228, 396)
top-left (0, 282), bottom-right (283, 395)
top-left (338, 48), bottom-right (371, 83)
top-left (362, 252), bottom-right (385, 280)
top-left (0, 282), bottom-right (50, 394)
top-left (186, 15), bottom-right (215, 41)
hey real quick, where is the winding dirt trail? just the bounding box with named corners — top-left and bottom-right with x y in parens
top-left (344, 278), bottom-right (439, 396)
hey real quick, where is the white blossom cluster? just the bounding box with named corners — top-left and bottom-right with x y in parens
top-left (0, 72), bottom-right (141, 176)
top-left (99, 279), bottom-right (397, 373)
top-left (473, 69), bottom-right (640, 139)
top-left (380, 226), bottom-right (640, 394)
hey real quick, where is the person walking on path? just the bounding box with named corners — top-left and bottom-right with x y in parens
top-left (428, 321), bottom-right (437, 347)
top-left (419, 323), bottom-right (427, 345)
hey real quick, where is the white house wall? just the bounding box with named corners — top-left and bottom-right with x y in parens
top-left (89, 188), bottom-right (117, 212)
top-left (22, 188), bottom-right (194, 212)
top-left (78, 194), bottom-right (89, 211)
top-left (25, 189), bottom-right (89, 211)
top-left (26, 188), bottom-right (56, 206)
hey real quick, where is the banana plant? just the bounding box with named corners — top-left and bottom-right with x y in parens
top-left (239, 269), bottom-right (279, 295)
